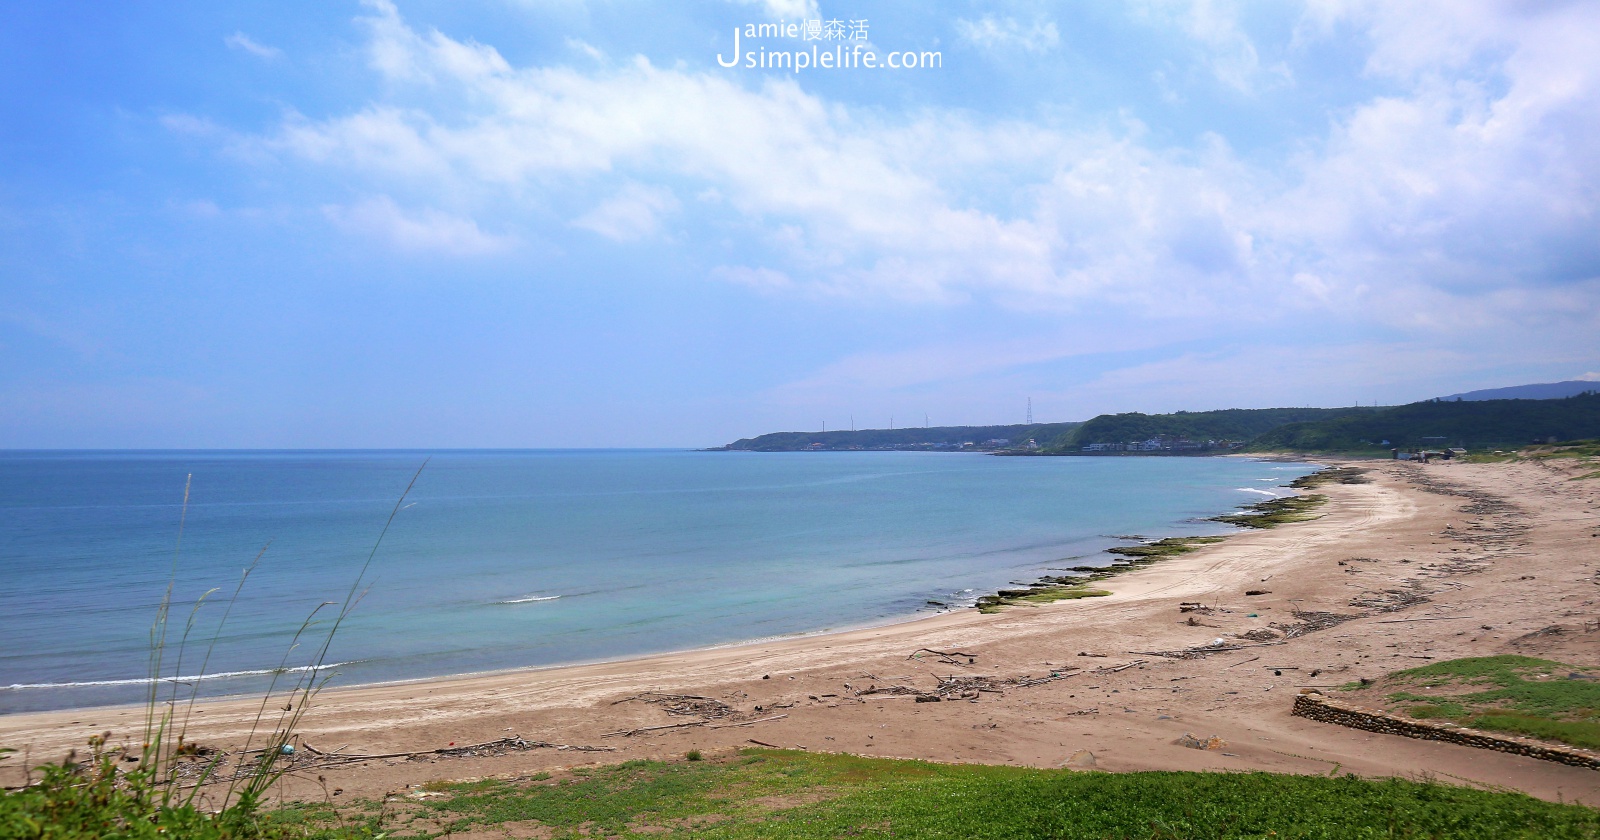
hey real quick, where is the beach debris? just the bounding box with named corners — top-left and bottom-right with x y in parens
top-left (611, 691), bottom-right (734, 719)
top-left (601, 713), bottom-right (789, 738)
top-left (908, 648), bottom-right (978, 666)
top-left (1174, 733), bottom-right (1227, 751)
top-left (1132, 641), bottom-right (1283, 659)
top-left (1178, 602), bottom-right (1213, 614)
top-left (1348, 588), bottom-right (1432, 612)
top-left (1245, 590), bottom-right (1271, 596)
top-left (1271, 609), bottom-right (1362, 638)
top-left (1236, 628), bottom-right (1280, 642)
top-left (1078, 651), bottom-right (1108, 657)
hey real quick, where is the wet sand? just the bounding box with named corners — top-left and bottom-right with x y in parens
top-left (5, 458), bottom-right (1599, 804)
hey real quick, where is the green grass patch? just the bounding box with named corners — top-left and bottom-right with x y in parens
top-left (0, 759), bottom-right (378, 839)
top-left (1106, 535), bottom-right (1226, 558)
top-left (304, 750), bottom-right (1600, 839)
top-left (976, 535), bottom-right (1229, 612)
top-left (976, 584), bottom-right (1111, 613)
top-left (1358, 655), bottom-right (1600, 750)
top-left (1289, 466), bottom-right (1371, 488)
top-left (1209, 494), bottom-right (1327, 528)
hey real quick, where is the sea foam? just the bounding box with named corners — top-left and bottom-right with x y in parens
top-left (3, 662), bottom-right (358, 691)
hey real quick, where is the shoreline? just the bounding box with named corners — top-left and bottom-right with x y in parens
top-left (6, 456), bottom-right (1600, 805)
top-left (0, 456), bottom-right (1320, 716)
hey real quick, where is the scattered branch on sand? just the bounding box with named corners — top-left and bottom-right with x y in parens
top-left (1273, 609), bottom-right (1363, 638)
top-left (611, 692), bottom-right (734, 719)
top-left (708, 714), bottom-right (788, 730)
top-left (1132, 642), bottom-right (1283, 659)
top-left (1374, 616), bottom-right (1474, 624)
top-left (602, 720), bottom-right (709, 738)
top-left (300, 737), bottom-right (613, 762)
top-left (908, 648), bottom-right (979, 665)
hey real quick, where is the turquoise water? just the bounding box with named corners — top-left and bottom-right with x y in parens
top-left (0, 450), bottom-right (1314, 713)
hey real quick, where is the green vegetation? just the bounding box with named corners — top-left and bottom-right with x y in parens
top-left (975, 583), bottom-right (1110, 613)
top-left (1209, 494), bottom-right (1326, 528)
top-left (975, 536), bottom-right (1225, 613)
top-left (1056, 406), bottom-right (1374, 451)
top-left (1105, 535), bottom-right (1225, 558)
top-left (265, 749), bottom-right (1600, 839)
top-left (1289, 465), bottom-right (1371, 488)
top-left (720, 422), bottom-right (1081, 452)
top-left (1354, 655), bottom-right (1600, 751)
top-left (1249, 393), bottom-right (1600, 453)
top-left (0, 744), bottom-right (377, 839)
top-left (1, 468), bottom-right (425, 839)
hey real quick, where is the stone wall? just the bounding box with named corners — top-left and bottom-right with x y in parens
top-left (1291, 690), bottom-right (1600, 770)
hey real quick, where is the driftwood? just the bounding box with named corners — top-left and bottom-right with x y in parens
top-left (908, 648), bottom-right (979, 665)
top-left (1131, 642), bottom-right (1283, 659)
top-left (610, 692), bottom-right (734, 718)
top-left (1374, 616), bottom-right (1473, 624)
top-left (603, 713), bottom-right (789, 737)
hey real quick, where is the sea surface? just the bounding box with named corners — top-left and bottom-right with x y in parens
top-left (0, 450), bottom-right (1315, 713)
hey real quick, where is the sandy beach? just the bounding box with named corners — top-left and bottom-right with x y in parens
top-left (5, 458), bottom-right (1599, 805)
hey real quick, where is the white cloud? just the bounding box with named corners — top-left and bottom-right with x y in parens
top-left (1133, 0), bottom-right (1287, 93)
top-left (192, 0), bottom-right (1600, 368)
top-left (322, 196), bottom-right (516, 255)
top-left (955, 16), bottom-right (1060, 54)
top-left (1578, 372), bottom-right (1600, 382)
top-left (574, 183), bottom-right (679, 241)
top-left (225, 31), bottom-right (282, 60)
top-left (728, 0), bottom-right (819, 22)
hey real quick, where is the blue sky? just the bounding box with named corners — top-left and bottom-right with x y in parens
top-left (3, 0), bottom-right (1597, 447)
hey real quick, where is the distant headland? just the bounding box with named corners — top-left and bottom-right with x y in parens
top-left (715, 389), bottom-right (1600, 455)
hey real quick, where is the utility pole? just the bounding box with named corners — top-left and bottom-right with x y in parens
top-left (851, 414), bottom-right (854, 431)
top-left (1027, 397), bottom-right (1032, 424)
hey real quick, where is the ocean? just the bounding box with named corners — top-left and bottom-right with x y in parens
top-left (0, 450), bottom-right (1315, 713)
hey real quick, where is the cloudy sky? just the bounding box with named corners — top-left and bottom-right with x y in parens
top-left (3, 1), bottom-right (1597, 447)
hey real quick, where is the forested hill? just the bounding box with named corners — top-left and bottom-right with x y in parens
top-left (1049, 407), bottom-right (1376, 452)
top-left (717, 422), bottom-right (1082, 452)
top-left (1248, 392), bottom-right (1600, 452)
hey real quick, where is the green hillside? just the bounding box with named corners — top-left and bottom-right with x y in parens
top-left (718, 423), bottom-right (1081, 452)
top-left (1047, 407), bottom-right (1375, 452)
top-left (1249, 393), bottom-right (1600, 452)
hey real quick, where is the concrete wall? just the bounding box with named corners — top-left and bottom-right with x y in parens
top-left (1291, 691), bottom-right (1600, 770)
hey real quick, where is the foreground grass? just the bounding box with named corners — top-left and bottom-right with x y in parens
top-left (0, 758), bottom-right (377, 839)
top-left (1358, 655), bottom-right (1600, 751)
top-left (288, 750), bottom-right (1600, 839)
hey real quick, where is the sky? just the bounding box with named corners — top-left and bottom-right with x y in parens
top-left (2, 0), bottom-right (1598, 448)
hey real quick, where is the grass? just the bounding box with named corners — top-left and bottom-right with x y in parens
top-left (1289, 465), bottom-right (1371, 488)
top-left (975, 584), bottom-right (1111, 613)
top-left (1209, 494), bottom-right (1327, 528)
top-left (1106, 535), bottom-right (1226, 558)
top-left (280, 749), bottom-right (1600, 839)
top-left (1354, 655), bottom-right (1600, 750)
top-left (1462, 439), bottom-right (1600, 464)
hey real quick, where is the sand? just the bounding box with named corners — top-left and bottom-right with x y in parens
top-left (5, 457), bottom-right (1600, 805)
